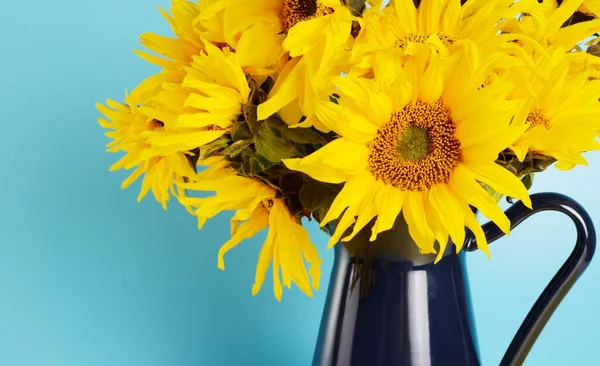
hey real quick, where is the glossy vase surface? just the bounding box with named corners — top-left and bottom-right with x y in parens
top-left (313, 193), bottom-right (596, 366)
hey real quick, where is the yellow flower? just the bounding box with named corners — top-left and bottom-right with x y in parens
top-left (178, 157), bottom-right (322, 301)
top-left (507, 47), bottom-right (600, 170)
top-left (194, 0), bottom-right (359, 132)
top-left (502, 0), bottom-right (600, 51)
top-left (135, 0), bottom-right (226, 72)
top-left (138, 40), bottom-right (279, 156)
top-left (394, 0), bottom-right (531, 49)
top-left (350, 0), bottom-right (537, 68)
top-left (283, 47), bottom-right (532, 261)
top-left (134, 0), bottom-right (285, 88)
top-left (96, 96), bottom-right (197, 209)
top-left (99, 13), bottom-right (286, 205)
top-left (199, 0), bottom-right (355, 61)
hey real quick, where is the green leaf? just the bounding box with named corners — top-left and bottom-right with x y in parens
top-left (242, 104), bottom-right (262, 135)
top-left (521, 173), bottom-right (534, 191)
top-left (299, 176), bottom-right (342, 215)
top-left (222, 139), bottom-right (253, 158)
top-left (248, 155), bottom-right (275, 174)
top-left (202, 136), bottom-right (230, 158)
top-left (254, 120), bottom-right (296, 162)
top-left (231, 122), bottom-right (253, 141)
top-left (281, 125), bottom-right (329, 144)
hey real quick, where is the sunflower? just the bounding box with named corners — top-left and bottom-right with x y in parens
top-left (198, 0), bottom-right (355, 60)
top-left (96, 94), bottom-right (197, 209)
top-left (135, 0), bottom-right (226, 72)
top-left (195, 0), bottom-right (359, 132)
top-left (282, 47), bottom-right (532, 261)
top-left (99, 14), bottom-right (288, 206)
top-left (506, 47), bottom-right (600, 170)
top-left (177, 157), bottom-right (322, 301)
top-left (501, 0), bottom-right (600, 51)
top-left (137, 39), bottom-right (281, 156)
top-left (136, 0), bottom-right (284, 76)
top-left (348, 0), bottom-right (539, 73)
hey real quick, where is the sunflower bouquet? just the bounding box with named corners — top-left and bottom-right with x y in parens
top-left (97, 0), bottom-right (600, 301)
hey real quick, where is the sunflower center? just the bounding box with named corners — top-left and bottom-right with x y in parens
top-left (367, 100), bottom-right (461, 191)
top-left (395, 32), bottom-right (456, 50)
top-left (526, 108), bottom-right (550, 131)
top-left (396, 125), bottom-right (430, 161)
top-left (281, 0), bottom-right (334, 32)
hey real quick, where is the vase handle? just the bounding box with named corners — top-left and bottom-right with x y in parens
top-left (463, 192), bottom-right (596, 366)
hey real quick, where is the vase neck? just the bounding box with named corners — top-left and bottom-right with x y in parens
top-left (338, 214), bottom-right (453, 266)
top-left (313, 247), bottom-right (480, 366)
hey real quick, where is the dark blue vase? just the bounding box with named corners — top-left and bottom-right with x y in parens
top-left (313, 193), bottom-right (596, 366)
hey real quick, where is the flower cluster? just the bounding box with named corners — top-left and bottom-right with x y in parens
top-left (97, 0), bottom-right (600, 300)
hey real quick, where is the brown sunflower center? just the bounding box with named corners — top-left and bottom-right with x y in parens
top-left (281, 0), bottom-right (334, 32)
top-left (526, 108), bottom-right (550, 131)
top-left (367, 100), bottom-right (461, 191)
top-left (395, 32), bottom-right (457, 50)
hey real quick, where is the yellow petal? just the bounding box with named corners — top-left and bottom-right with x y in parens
top-left (133, 49), bottom-right (178, 70)
top-left (232, 187), bottom-right (277, 224)
top-left (147, 130), bottom-right (227, 150)
top-left (182, 84), bottom-right (242, 110)
top-left (342, 184), bottom-right (379, 242)
top-left (321, 171), bottom-right (374, 226)
top-left (235, 22), bottom-right (284, 72)
top-left (217, 207), bottom-right (269, 270)
top-left (121, 165), bottom-right (145, 189)
top-left (313, 101), bottom-right (378, 144)
top-left (257, 57), bottom-right (303, 121)
top-left (428, 184), bottom-right (466, 248)
top-left (553, 17), bottom-right (600, 50)
top-left (461, 123), bottom-right (528, 163)
top-left (191, 41), bottom-right (250, 101)
top-left (252, 211), bottom-right (277, 298)
top-left (403, 191), bottom-right (436, 253)
top-left (448, 164), bottom-right (511, 234)
top-left (333, 76), bottom-right (393, 126)
top-left (327, 208), bottom-right (357, 248)
top-left (393, 0), bottom-right (418, 33)
top-left (418, 50), bottom-right (444, 103)
top-left (177, 111), bottom-right (233, 129)
top-left (370, 184), bottom-right (405, 241)
top-left (282, 138), bottom-right (369, 183)
top-left (272, 240), bottom-right (283, 302)
top-left (464, 163), bottom-right (532, 208)
top-left (299, 235), bottom-right (323, 291)
top-left (284, 15), bottom-right (333, 57)
top-left (278, 101), bottom-right (304, 126)
top-left (463, 206), bottom-right (490, 259)
top-left (251, 243), bottom-right (275, 295)
top-left (423, 199), bottom-right (450, 264)
top-left (418, 0), bottom-right (443, 32)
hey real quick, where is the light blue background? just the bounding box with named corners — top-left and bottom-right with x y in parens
top-left (0, 1), bottom-right (599, 365)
